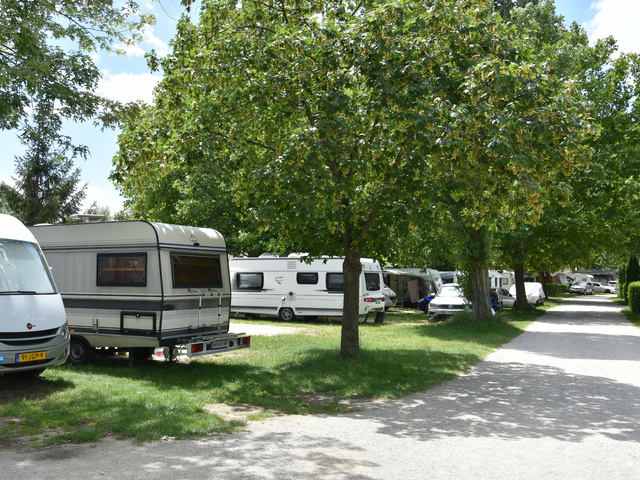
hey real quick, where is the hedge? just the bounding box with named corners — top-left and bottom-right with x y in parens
top-left (628, 281), bottom-right (640, 313)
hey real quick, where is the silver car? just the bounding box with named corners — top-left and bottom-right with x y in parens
top-left (568, 281), bottom-right (595, 295)
top-left (492, 287), bottom-right (516, 310)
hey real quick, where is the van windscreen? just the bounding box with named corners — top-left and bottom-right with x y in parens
top-left (172, 254), bottom-right (223, 288)
top-left (0, 240), bottom-right (56, 294)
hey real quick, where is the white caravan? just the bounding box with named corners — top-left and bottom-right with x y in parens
top-left (229, 255), bottom-right (386, 322)
top-left (29, 221), bottom-right (250, 364)
top-left (0, 214), bottom-right (69, 375)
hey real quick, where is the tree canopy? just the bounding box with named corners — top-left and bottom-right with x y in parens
top-left (112, 0), bottom-right (595, 355)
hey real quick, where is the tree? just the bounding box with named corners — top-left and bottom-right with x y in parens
top-left (0, 101), bottom-right (86, 224)
top-left (416, 0), bottom-right (592, 317)
top-left (493, 3), bottom-right (640, 306)
top-left (0, 0), bottom-right (153, 130)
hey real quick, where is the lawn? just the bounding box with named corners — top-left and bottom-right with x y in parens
top-left (0, 306), bottom-right (546, 448)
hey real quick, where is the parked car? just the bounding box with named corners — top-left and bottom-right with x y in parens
top-left (568, 281), bottom-right (595, 295)
top-left (492, 287), bottom-right (516, 310)
top-left (427, 283), bottom-right (471, 322)
top-left (592, 282), bottom-right (615, 294)
top-left (509, 282), bottom-right (546, 306)
top-left (383, 286), bottom-right (397, 310)
top-left (607, 280), bottom-right (617, 292)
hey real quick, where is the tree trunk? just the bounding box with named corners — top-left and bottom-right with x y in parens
top-left (340, 245), bottom-right (362, 359)
top-left (467, 226), bottom-right (491, 319)
top-left (470, 260), bottom-right (491, 318)
top-left (513, 263), bottom-right (530, 310)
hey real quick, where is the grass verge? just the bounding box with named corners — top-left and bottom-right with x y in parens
top-left (0, 308), bottom-right (543, 447)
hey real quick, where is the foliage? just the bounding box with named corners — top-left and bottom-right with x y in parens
top-left (0, 101), bottom-right (86, 224)
top-left (0, 0), bottom-right (153, 131)
top-left (545, 283), bottom-right (558, 296)
top-left (625, 256), bottom-right (640, 304)
top-left (627, 281), bottom-right (640, 313)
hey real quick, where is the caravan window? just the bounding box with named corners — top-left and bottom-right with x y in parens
top-left (172, 254), bottom-right (223, 288)
top-left (297, 272), bottom-right (318, 285)
top-left (236, 273), bottom-right (263, 290)
top-left (326, 273), bottom-right (344, 291)
top-left (97, 253), bottom-right (147, 286)
top-left (364, 272), bottom-right (381, 291)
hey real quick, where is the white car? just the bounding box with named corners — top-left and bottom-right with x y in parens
top-left (427, 283), bottom-right (471, 321)
top-left (509, 282), bottom-right (546, 306)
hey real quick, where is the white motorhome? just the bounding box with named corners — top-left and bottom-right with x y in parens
top-left (229, 255), bottom-right (386, 322)
top-left (0, 214), bottom-right (69, 375)
top-left (29, 221), bottom-right (250, 364)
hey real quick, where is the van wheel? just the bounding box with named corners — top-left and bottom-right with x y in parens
top-left (68, 337), bottom-right (95, 365)
top-left (374, 311), bottom-right (386, 324)
top-left (279, 307), bottom-right (295, 322)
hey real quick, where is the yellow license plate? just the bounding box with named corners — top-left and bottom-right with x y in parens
top-left (17, 351), bottom-right (47, 363)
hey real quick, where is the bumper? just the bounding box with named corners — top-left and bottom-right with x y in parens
top-left (0, 327), bottom-right (70, 374)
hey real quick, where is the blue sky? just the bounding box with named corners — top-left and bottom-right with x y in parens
top-left (1, 0), bottom-right (638, 215)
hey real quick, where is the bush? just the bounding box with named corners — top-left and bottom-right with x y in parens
top-left (628, 281), bottom-right (640, 313)
top-left (545, 283), bottom-right (558, 296)
top-left (557, 284), bottom-right (568, 294)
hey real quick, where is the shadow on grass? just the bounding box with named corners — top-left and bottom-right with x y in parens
top-left (0, 373), bottom-right (73, 406)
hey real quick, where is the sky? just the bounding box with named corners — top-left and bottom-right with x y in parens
top-left (1, 0), bottom-right (639, 216)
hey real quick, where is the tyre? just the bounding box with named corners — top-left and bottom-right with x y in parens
top-left (279, 307), bottom-right (295, 322)
top-left (68, 336), bottom-right (96, 365)
top-left (374, 310), bottom-right (386, 323)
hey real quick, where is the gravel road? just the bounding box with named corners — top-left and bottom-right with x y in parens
top-left (2, 295), bottom-right (639, 479)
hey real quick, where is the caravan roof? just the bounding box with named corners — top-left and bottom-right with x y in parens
top-left (28, 221), bottom-right (227, 251)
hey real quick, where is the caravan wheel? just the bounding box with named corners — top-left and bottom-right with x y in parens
top-left (279, 307), bottom-right (295, 322)
top-left (68, 337), bottom-right (95, 365)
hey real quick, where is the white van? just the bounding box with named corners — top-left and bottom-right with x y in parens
top-left (29, 221), bottom-right (250, 364)
top-left (0, 214), bottom-right (69, 375)
top-left (229, 255), bottom-right (386, 322)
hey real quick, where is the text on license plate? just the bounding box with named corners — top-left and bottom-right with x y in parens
top-left (210, 341), bottom-right (229, 349)
top-left (16, 351), bottom-right (46, 362)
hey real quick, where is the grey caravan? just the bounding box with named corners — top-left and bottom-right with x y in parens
top-left (383, 267), bottom-right (442, 307)
top-left (0, 214), bottom-right (69, 375)
top-left (29, 221), bottom-right (250, 364)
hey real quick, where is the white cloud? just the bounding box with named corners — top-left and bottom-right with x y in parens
top-left (143, 25), bottom-right (171, 56)
top-left (0, 174), bottom-right (15, 186)
top-left (586, 0), bottom-right (640, 54)
top-left (81, 183), bottom-right (124, 215)
top-left (114, 42), bottom-right (147, 58)
top-left (98, 72), bottom-right (162, 103)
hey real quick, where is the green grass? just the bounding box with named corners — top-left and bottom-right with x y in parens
top-left (0, 309), bottom-right (542, 447)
